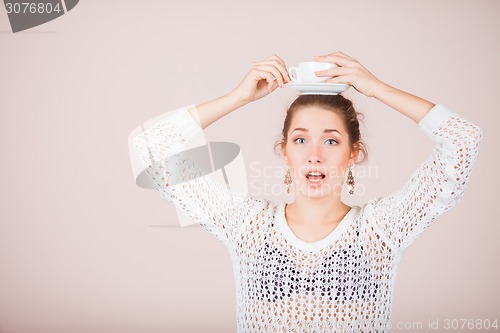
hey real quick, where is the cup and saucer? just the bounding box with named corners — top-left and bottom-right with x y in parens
top-left (286, 61), bottom-right (350, 95)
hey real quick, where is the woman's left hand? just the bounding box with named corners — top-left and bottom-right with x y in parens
top-left (313, 51), bottom-right (386, 98)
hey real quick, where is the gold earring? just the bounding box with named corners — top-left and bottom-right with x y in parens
top-left (284, 169), bottom-right (292, 194)
top-left (347, 167), bottom-right (355, 195)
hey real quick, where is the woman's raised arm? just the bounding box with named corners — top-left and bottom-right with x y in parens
top-left (193, 54), bottom-right (290, 130)
top-left (313, 51), bottom-right (435, 122)
top-left (128, 54), bottom-right (290, 248)
top-left (314, 51), bottom-right (483, 253)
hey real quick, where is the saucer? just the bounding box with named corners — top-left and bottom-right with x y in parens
top-left (287, 82), bottom-right (350, 95)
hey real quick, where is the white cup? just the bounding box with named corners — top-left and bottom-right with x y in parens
top-left (288, 61), bottom-right (337, 83)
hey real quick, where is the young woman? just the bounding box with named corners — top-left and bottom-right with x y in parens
top-left (129, 52), bottom-right (483, 332)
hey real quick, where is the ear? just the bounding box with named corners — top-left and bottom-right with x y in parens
top-left (349, 143), bottom-right (360, 167)
top-left (281, 143), bottom-right (288, 164)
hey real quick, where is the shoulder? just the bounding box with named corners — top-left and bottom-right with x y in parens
top-left (236, 195), bottom-right (277, 221)
top-left (352, 198), bottom-right (389, 221)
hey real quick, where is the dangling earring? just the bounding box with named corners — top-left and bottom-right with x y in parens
top-left (284, 169), bottom-right (292, 194)
top-left (347, 167), bottom-right (355, 195)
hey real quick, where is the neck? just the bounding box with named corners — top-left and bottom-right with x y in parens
top-left (286, 194), bottom-right (351, 226)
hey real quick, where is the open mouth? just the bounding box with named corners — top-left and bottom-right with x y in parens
top-left (305, 171), bottom-right (326, 183)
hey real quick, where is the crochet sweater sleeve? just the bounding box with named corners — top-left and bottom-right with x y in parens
top-left (128, 105), bottom-right (268, 248)
top-left (366, 104), bottom-right (483, 254)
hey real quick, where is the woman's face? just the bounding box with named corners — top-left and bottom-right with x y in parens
top-left (282, 106), bottom-right (357, 198)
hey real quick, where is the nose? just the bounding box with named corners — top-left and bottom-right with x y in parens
top-left (308, 145), bottom-right (323, 163)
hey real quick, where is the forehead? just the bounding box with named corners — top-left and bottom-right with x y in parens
top-left (289, 106), bottom-right (346, 133)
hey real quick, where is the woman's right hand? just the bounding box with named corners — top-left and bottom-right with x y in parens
top-left (230, 54), bottom-right (290, 105)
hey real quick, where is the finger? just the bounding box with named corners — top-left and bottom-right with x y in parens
top-left (312, 54), bottom-right (352, 67)
top-left (255, 54), bottom-right (288, 79)
top-left (268, 80), bottom-right (279, 93)
top-left (255, 65), bottom-right (285, 87)
top-left (258, 58), bottom-right (287, 74)
top-left (254, 60), bottom-right (289, 83)
top-left (324, 74), bottom-right (355, 85)
top-left (314, 66), bottom-right (351, 77)
top-left (315, 51), bottom-right (355, 62)
top-left (330, 51), bottom-right (356, 62)
top-left (266, 54), bottom-right (287, 71)
top-left (254, 62), bottom-right (290, 84)
top-left (253, 69), bottom-right (277, 86)
top-left (269, 65), bottom-right (286, 88)
top-left (273, 60), bottom-right (291, 83)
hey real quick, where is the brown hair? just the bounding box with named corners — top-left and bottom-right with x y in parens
top-left (273, 94), bottom-right (368, 163)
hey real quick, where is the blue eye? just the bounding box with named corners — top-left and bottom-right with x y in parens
top-left (326, 139), bottom-right (338, 145)
top-left (294, 138), bottom-right (306, 144)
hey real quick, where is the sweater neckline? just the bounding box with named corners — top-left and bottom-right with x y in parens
top-left (276, 202), bottom-right (358, 251)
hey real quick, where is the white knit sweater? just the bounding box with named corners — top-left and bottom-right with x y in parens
top-left (128, 103), bottom-right (483, 333)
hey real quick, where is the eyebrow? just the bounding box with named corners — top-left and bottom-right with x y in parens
top-left (291, 128), bottom-right (342, 136)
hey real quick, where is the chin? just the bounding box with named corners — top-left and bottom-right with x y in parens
top-left (298, 187), bottom-right (335, 199)
top-left (301, 192), bottom-right (330, 200)
top-left (296, 180), bottom-right (343, 198)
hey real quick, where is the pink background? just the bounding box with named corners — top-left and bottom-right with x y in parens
top-left (0, 0), bottom-right (498, 332)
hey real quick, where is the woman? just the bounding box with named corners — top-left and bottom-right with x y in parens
top-left (129, 52), bottom-right (483, 332)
